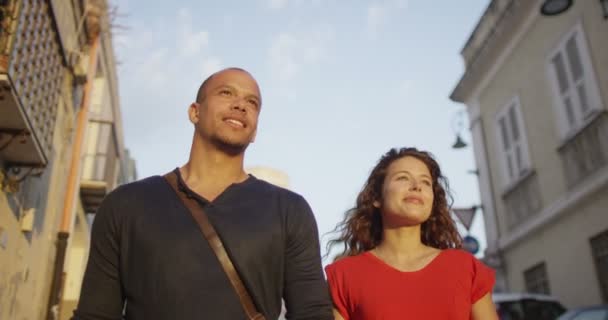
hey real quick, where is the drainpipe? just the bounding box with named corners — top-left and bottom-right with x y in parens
top-left (45, 32), bottom-right (100, 320)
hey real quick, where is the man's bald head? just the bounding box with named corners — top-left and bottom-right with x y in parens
top-left (195, 67), bottom-right (255, 103)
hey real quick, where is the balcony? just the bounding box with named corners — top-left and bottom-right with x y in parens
top-left (80, 120), bottom-right (118, 214)
top-left (558, 112), bottom-right (608, 189)
top-left (502, 170), bottom-right (543, 230)
top-left (0, 0), bottom-right (65, 167)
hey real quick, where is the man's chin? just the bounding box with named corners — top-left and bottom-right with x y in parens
top-left (212, 138), bottom-right (250, 156)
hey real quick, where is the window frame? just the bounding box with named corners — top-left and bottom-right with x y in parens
top-left (494, 95), bottom-right (533, 189)
top-left (545, 21), bottom-right (604, 141)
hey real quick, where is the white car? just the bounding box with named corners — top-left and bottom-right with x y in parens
top-left (493, 292), bottom-right (567, 320)
top-left (556, 305), bottom-right (608, 320)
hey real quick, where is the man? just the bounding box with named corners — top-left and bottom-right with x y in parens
top-left (72, 68), bottom-right (333, 319)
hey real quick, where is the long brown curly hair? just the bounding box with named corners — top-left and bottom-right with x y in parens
top-left (326, 147), bottom-right (462, 260)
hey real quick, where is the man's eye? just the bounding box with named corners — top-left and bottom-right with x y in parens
top-left (247, 99), bottom-right (259, 107)
top-left (396, 176), bottom-right (408, 181)
top-left (219, 89), bottom-right (232, 96)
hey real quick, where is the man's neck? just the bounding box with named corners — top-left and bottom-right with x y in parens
top-left (181, 138), bottom-right (249, 201)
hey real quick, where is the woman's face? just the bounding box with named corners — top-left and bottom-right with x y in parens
top-left (374, 156), bottom-right (434, 227)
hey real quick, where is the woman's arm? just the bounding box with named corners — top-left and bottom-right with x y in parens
top-left (471, 292), bottom-right (499, 320)
top-left (333, 308), bottom-right (345, 320)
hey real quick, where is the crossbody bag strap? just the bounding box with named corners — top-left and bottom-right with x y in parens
top-left (164, 172), bottom-right (266, 320)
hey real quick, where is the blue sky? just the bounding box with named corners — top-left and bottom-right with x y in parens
top-left (111, 0), bottom-right (489, 260)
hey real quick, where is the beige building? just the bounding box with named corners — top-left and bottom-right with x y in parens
top-left (451, 0), bottom-right (608, 308)
top-left (0, 1), bottom-right (134, 319)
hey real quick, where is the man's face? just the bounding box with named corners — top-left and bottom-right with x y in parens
top-left (190, 69), bottom-right (261, 151)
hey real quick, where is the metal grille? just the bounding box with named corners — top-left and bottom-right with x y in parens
top-left (7, 0), bottom-right (64, 159)
top-left (558, 112), bottom-right (608, 188)
top-left (524, 262), bottom-right (551, 294)
top-left (503, 171), bottom-right (543, 229)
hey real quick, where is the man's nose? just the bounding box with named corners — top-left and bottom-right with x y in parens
top-left (231, 100), bottom-right (247, 112)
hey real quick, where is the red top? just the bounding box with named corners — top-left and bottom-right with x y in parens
top-left (325, 249), bottom-right (495, 320)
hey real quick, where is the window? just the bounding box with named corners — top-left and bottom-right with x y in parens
top-left (495, 97), bottom-right (531, 187)
top-left (547, 23), bottom-right (603, 139)
top-left (590, 229), bottom-right (608, 303)
top-left (524, 262), bottom-right (550, 294)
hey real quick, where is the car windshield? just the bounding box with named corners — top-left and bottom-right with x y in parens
top-left (497, 298), bottom-right (567, 320)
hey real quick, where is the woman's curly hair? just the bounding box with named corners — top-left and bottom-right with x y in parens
top-left (326, 147), bottom-right (462, 260)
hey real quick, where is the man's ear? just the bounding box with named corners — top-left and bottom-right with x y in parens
top-left (373, 200), bottom-right (381, 208)
top-left (188, 102), bottom-right (200, 124)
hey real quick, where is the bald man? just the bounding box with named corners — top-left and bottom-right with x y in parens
top-left (73, 68), bottom-right (333, 320)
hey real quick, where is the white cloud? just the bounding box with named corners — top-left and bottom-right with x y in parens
top-left (136, 48), bottom-right (169, 87)
top-left (268, 0), bottom-right (288, 9)
top-left (176, 8), bottom-right (210, 57)
top-left (392, 0), bottom-right (409, 9)
top-left (267, 25), bottom-right (334, 82)
top-left (365, 0), bottom-right (409, 39)
top-left (202, 57), bottom-right (223, 79)
top-left (398, 79), bottom-right (412, 97)
top-left (366, 4), bottom-right (386, 38)
top-left (269, 33), bottom-right (300, 81)
top-left (266, 0), bottom-right (334, 10)
top-left (114, 9), bottom-right (222, 95)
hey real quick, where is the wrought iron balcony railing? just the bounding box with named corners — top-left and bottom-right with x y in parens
top-left (558, 112), bottom-right (608, 189)
top-left (0, 0), bottom-right (65, 167)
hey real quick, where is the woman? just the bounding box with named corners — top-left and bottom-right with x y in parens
top-left (325, 147), bottom-right (498, 320)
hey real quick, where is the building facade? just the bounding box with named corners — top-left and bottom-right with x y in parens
top-left (451, 0), bottom-right (608, 307)
top-left (0, 1), bottom-right (135, 319)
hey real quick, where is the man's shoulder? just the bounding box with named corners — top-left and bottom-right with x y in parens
top-left (104, 175), bottom-right (166, 204)
top-left (250, 176), bottom-right (307, 204)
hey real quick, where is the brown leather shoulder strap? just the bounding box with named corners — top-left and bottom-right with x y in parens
top-left (163, 172), bottom-right (266, 320)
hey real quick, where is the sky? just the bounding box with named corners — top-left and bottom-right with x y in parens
top-left (110, 0), bottom-right (490, 261)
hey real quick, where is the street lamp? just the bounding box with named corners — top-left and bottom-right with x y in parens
top-left (452, 134), bottom-right (467, 149)
top-left (601, 0), bottom-right (608, 18)
top-left (540, 0), bottom-right (573, 16)
top-left (451, 110), bottom-right (468, 149)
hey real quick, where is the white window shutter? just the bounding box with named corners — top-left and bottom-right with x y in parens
top-left (547, 23), bottom-right (604, 140)
top-left (496, 97), bottom-right (532, 188)
top-left (551, 52), bottom-right (577, 127)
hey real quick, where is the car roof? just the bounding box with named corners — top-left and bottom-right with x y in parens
top-left (493, 292), bottom-right (562, 303)
top-left (558, 305), bottom-right (608, 319)
top-left (566, 305), bottom-right (608, 311)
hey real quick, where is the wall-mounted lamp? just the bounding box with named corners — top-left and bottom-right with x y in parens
top-left (540, 0), bottom-right (573, 16)
top-left (452, 134), bottom-right (468, 149)
top-left (601, 0), bottom-right (608, 18)
top-left (451, 110), bottom-right (468, 149)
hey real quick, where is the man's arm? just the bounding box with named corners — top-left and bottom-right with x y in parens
top-left (283, 194), bottom-right (333, 320)
top-left (71, 192), bottom-right (125, 320)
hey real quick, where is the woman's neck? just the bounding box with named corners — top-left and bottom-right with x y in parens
top-left (375, 225), bottom-right (427, 259)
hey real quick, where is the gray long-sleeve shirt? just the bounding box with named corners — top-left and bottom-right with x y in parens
top-left (72, 169), bottom-right (333, 320)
